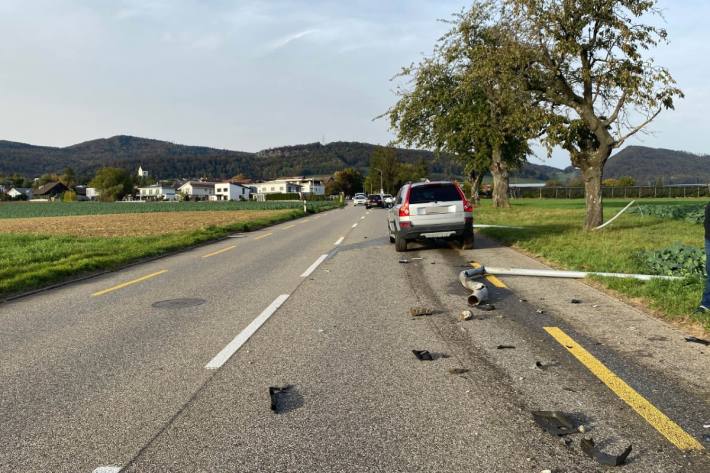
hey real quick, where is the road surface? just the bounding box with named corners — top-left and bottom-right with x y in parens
top-left (1, 204), bottom-right (708, 472)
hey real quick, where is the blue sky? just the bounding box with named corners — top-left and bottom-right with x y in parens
top-left (0, 0), bottom-right (706, 169)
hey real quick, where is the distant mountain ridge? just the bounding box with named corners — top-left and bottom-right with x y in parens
top-left (0, 136), bottom-right (704, 185)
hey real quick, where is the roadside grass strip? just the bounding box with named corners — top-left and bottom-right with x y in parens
top-left (91, 270), bottom-right (168, 297)
top-left (201, 245), bottom-right (236, 259)
top-left (300, 254), bottom-right (329, 278)
top-left (470, 262), bottom-right (507, 288)
top-left (205, 295), bottom-right (290, 369)
top-left (545, 327), bottom-right (704, 451)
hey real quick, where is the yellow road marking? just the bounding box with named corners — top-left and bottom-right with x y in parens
top-left (544, 327), bottom-right (704, 451)
top-left (202, 245), bottom-right (236, 259)
top-left (471, 262), bottom-right (507, 288)
top-left (92, 270), bottom-right (168, 297)
top-left (283, 224), bottom-right (296, 230)
top-left (253, 232), bottom-right (272, 240)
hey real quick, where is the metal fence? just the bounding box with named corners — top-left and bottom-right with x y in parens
top-left (511, 185), bottom-right (710, 199)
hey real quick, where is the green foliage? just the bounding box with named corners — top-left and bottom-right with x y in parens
top-left (89, 167), bottom-right (134, 201)
top-left (631, 204), bottom-right (705, 224)
top-left (326, 168), bottom-right (363, 196)
top-left (62, 191), bottom-right (77, 202)
top-left (635, 244), bottom-right (706, 278)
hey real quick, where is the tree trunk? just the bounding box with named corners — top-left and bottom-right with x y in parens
top-left (469, 169), bottom-right (483, 205)
top-left (490, 144), bottom-right (510, 208)
top-left (582, 165), bottom-right (603, 230)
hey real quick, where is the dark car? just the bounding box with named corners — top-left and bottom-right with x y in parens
top-left (365, 194), bottom-right (384, 209)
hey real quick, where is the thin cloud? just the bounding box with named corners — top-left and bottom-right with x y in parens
top-left (265, 29), bottom-right (319, 51)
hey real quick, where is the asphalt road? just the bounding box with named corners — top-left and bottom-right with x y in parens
top-left (0, 204), bottom-right (708, 472)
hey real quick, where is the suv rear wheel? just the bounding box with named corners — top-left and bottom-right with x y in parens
top-left (395, 233), bottom-right (408, 252)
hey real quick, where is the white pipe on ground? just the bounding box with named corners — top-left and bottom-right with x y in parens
top-left (592, 200), bottom-right (636, 231)
top-left (483, 266), bottom-right (681, 281)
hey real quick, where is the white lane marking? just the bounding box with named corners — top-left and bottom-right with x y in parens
top-left (205, 295), bottom-right (290, 370)
top-left (300, 254), bottom-right (329, 278)
top-left (352, 223), bottom-right (358, 228)
top-left (334, 237), bottom-right (344, 246)
top-left (361, 216), bottom-right (366, 220)
top-left (93, 467), bottom-right (121, 473)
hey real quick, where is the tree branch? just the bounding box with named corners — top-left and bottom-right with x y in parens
top-left (614, 107), bottom-right (661, 147)
top-left (604, 90), bottom-right (627, 126)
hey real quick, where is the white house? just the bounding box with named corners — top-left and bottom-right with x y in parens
top-left (86, 187), bottom-right (101, 200)
top-left (214, 182), bottom-right (251, 201)
top-left (253, 180), bottom-right (303, 195)
top-left (138, 184), bottom-right (177, 201)
top-left (178, 181), bottom-right (216, 200)
top-left (292, 177), bottom-right (325, 195)
top-left (7, 187), bottom-right (32, 199)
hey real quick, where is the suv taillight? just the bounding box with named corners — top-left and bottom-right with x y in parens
top-left (399, 186), bottom-right (411, 217)
top-left (455, 184), bottom-right (473, 212)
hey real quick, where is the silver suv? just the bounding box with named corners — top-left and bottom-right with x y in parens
top-left (387, 181), bottom-right (473, 252)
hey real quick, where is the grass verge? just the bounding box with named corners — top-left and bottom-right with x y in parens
top-left (474, 198), bottom-right (709, 332)
top-left (0, 203), bottom-right (342, 299)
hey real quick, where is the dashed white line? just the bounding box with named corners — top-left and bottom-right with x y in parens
top-left (334, 237), bottom-right (344, 246)
top-left (361, 216), bottom-right (366, 220)
top-left (352, 223), bottom-right (358, 228)
top-left (205, 295), bottom-right (290, 370)
top-left (300, 254), bottom-right (329, 278)
top-left (93, 467), bottom-right (121, 473)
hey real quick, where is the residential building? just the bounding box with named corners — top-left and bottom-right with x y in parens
top-left (7, 187), bottom-right (32, 199)
top-left (33, 182), bottom-right (68, 200)
top-left (178, 181), bottom-right (217, 200)
top-left (214, 182), bottom-right (251, 201)
top-left (86, 187), bottom-right (101, 200)
top-left (138, 184), bottom-right (177, 201)
top-left (252, 180), bottom-right (303, 195)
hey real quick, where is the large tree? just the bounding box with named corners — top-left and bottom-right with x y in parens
top-left (89, 167), bottom-right (134, 202)
top-left (326, 168), bottom-right (364, 196)
top-left (387, 2), bottom-right (543, 208)
top-left (506, 0), bottom-right (682, 228)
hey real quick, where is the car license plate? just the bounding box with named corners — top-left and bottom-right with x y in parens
top-left (423, 206), bottom-right (452, 214)
top-left (422, 231), bottom-right (455, 238)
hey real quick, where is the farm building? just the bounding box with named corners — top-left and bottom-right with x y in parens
top-left (7, 187), bottom-right (32, 199)
top-left (33, 182), bottom-right (68, 200)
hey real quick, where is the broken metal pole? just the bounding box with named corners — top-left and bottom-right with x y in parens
top-left (483, 266), bottom-right (681, 282)
top-left (458, 270), bottom-right (489, 306)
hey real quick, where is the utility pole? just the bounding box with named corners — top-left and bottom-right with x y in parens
top-left (373, 167), bottom-right (383, 194)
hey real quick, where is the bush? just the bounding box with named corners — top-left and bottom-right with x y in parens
top-left (635, 244), bottom-right (706, 278)
top-left (631, 204), bottom-right (705, 224)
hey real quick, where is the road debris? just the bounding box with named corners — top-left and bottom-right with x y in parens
top-left (448, 368), bottom-right (470, 375)
top-left (534, 361), bottom-right (559, 371)
top-left (477, 303), bottom-right (496, 311)
top-left (412, 350), bottom-right (434, 361)
top-left (411, 257), bottom-right (423, 261)
top-left (536, 309), bottom-right (545, 314)
top-left (684, 336), bottom-right (710, 346)
top-left (399, 259), bottom-right (409, 264)
top-left (570, 299), bottom-right (582, 304)
top-left (593, 200), bottom-right (636, 231)
top-left (496, 345), bottom-right (515, 350)
top-left (269, 385), bottom-right (293, 413)
top-left (474, 265), bottom-right (680, 281)
top-left (459, 270), bottom-right (489, 306)
top-left (410, 306), bottom-right (433, 317)
top-left (532, 411), bottom-right (576, 436)
top-left (460, 310), bottom-right (474, 321)
top-left (580, 438), bottom-right (632, 466)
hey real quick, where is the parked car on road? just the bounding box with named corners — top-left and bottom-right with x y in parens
top-left (387, 181), bottom-right (473, 252)
top-left (365, 194), bottom-right (384, 209)
top-left (383, 194), bottom-right (395, 207)
top-left (353, 193), bottom-right (367, 206)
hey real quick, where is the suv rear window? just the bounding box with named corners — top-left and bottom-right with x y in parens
top-left (409, 183), bottom-right (461, 204)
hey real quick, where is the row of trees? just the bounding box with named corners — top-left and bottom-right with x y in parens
top-left (363, 147), bottom-right (428, 195)
top-left (386, 0), bottom-right (682, 229)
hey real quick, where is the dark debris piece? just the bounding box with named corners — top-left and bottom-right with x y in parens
top-left (399, 259), bottom-right (409, 264)
top-left (477, 304), bottom-right (496, 311)
top-left (412, 350), bottom-right (434, 361)
top-left (496, 345), bottom-right (515, 350)
top-left (570, 299), bottom-right (582, 304)
top-left (410, 306), bottom-right (434, 317)
top-left (580, 438), bottom-right (632, 466)
top-left (448, 368), bottom-right (470, 375)
top-left (269, 385), bottom-right (292, 413)
top-left (532, 411), bottom-right (576, 436)
top-left (685, 336), bottom-right (710, 346)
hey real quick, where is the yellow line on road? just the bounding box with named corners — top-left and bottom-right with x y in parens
top-left (202, 245), bottom-right (236, 259)
top-left (253, 232), bottom-right (272, 240)
top-left (471, 262), bottom-right (507, 288)
top-left (544, 327), bottom-right (704, 451)
top-left (92, 270), bottom-right (168, 297)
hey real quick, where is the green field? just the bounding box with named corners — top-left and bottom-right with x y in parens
top-left (0, 202), bottom-right (342, 299)
top-left (474, 198), bottom-right (709, 331)
top-left (0, 200), bottom-right (337, 219)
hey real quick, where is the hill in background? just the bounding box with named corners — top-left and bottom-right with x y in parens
top-left (1, 136), bottom-right (705, 185)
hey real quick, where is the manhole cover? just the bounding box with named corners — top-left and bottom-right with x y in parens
top-left (152, 298), bottom-right (207, 309)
